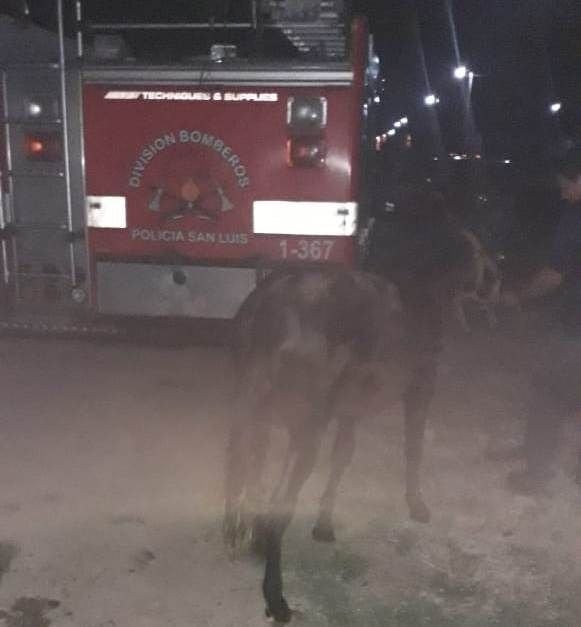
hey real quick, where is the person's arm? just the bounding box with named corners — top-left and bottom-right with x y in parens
top-left (503, 209), bottom-right (573, 305)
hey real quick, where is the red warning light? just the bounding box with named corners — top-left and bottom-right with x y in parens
top-left (24, 133), bottom-right (62, 162)
top-left (287, 137), bottom-right (326, 167)
top-left (29, 140), bottom-right (44, 154)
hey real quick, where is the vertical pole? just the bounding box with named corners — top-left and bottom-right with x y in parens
top-left (251, 0), bottom-right (258, 29)
top-left (57, 0), bottom-right (77, 287)
top-left (75, 0), bottom-right (84, 59)
top-left (1, 69), bottom-right (17, 294)
top-left (252, 0), bottom-right (264, 57)
top-left (0, 170), bottom-right (8, 287)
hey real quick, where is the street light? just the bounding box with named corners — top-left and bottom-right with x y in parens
top-left (400, 117), bottom-right (409, 125)
top-left (424, 94), bottom-right (439, 107)
top-left (453, 65), bottom-right (468, 80)
top-left (550, 102), bottom-right (562, 114)
top-left (387, 129), bottom-right (396, 137)
top-left (394, 121), bottom-right (402, 128)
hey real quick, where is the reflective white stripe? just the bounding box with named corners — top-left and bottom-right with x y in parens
top-left (86, 196), bottom-right (127, 228)
top-left (253, 201), bottom-right (357, 236)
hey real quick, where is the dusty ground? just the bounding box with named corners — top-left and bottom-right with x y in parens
top-left (0, 321), bottom-right (579, 627)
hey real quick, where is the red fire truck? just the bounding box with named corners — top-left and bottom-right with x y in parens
top-left (0, 1), bottom-right (379, 332)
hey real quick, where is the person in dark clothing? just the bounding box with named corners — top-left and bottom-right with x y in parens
top-left (503, 148), bottom-right (581, 491)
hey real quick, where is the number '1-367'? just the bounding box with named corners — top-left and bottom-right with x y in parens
top-left (279, 239), bottom-right (334, 260)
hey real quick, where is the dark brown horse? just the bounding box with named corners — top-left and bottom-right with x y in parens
top-left (223, 265), bottom-right (443, 622)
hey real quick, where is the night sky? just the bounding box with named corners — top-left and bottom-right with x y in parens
top-left (9, 0), bottom-right (581, 167)
top-left (361, 0), bottom-right (581, 164)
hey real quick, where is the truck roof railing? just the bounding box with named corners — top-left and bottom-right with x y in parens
top-left (76, 0), bottom-right (348, 60)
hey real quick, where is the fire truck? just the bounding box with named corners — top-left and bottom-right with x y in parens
top-left (0, 1), bottom-right (379, 334)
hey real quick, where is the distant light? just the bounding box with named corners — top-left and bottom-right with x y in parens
top-left (433, 156), bottom-right (439, 161)
top-left (424, 94), bottom-right (439, 106)
top-left (373, 95), bottom-right (381, 104)
top-left (453, 155), bottom-right (462, 161)
top-left (474, 153), bottom-right (482, 159)
top-left (387, 129), bottom-right (396, 137)
top-left (394, 121), bottom-right (402, 128)
top-left (453, 65), bottom-right (468, 80)
top-left (503, 159), bottom-right (512, 164)
top-left (400, 117), bottom-right (409, 125)
top-left (549, 102), bottom-right (562, 114)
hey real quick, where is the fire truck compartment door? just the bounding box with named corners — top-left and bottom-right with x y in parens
top-left (96, 262), bottom-right (256, 319)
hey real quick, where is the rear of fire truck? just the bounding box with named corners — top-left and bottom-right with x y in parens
top-left (0, 1), bottom-right (379, 330)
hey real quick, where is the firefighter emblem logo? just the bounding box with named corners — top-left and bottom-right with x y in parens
top-left (127, 130), bottom-right (250, 228)
top-left (147, 168), bottom-right (234, 223)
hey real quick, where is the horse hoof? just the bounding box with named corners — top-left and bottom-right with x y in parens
top-left (312, 521), bottom-right (336, 543)
top-left (407, 498), bottom-right (431, 524)
top-left (265, 597), bottom-right (292, 623)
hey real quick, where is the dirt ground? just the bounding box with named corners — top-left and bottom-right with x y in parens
top-left (0, 319), bottom-right (579, 627)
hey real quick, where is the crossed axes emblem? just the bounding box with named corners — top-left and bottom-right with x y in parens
top-left (147, 178), bottom-right (233, 223)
